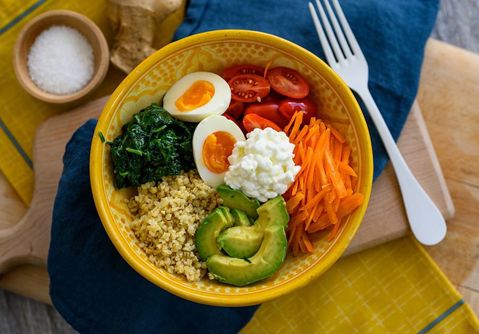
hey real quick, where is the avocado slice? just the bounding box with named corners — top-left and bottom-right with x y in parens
top-left (217, 225), bottom-right (263, 258)
top-left (256, 196), bottom-right (290, 228)
top-left (195, 207), bottom-right (234, 261)
top-left (231, 208), bottom-right (252, 226)
top-left (216, 196), bottom-right (289, 259)
top-left (207, 224), bottom-right (287, 286)
top-left (216, 185), bottom-right (260, 218)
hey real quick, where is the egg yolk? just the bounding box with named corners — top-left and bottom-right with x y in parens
top-left (175, 80), bottom-right (215, 112)
top-left (202, 131), bottom-right (236, 173)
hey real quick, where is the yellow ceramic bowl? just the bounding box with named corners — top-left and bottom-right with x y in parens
top-left (90, 30), bottom-right (373, 306)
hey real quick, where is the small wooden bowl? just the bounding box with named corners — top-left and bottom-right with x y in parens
top-left (13, 10), bottom-right (109, 104)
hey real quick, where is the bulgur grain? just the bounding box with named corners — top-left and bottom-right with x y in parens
top-left (128, 170), bottom-right (221, 282)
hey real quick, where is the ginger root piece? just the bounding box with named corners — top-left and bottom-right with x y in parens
top-left (108, 0), bottom-right (182, 73)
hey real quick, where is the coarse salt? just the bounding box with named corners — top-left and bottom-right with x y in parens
top-left (27, 25), bottom-right (94, 95)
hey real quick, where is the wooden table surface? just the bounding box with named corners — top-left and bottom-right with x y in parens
top-left (1, 0), bottom-right (478, 332)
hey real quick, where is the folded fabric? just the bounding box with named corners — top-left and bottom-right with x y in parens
top-left (48, 120), bottom-right (258, 334)
top-left (48, 121), bottom-right (479, 333)
top-left (175, 0), bottom-right (439, 179)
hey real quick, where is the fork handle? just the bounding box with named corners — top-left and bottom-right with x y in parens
top-left (357, 88), bottom-right (447, 245)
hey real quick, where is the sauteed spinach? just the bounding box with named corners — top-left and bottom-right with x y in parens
top-left (109, 103), bottom-right (196, 188)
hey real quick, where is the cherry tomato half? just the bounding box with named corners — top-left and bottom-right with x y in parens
top-left (243, 113), bottom-right (282, 132)
top-left (222, 65), bottom-right (265, 81)
top-left (266, 67), bottom-right (310, 99)
top-left (228, 74), bottom-right (271, 103)
top-left (278, 98), bottom-right (317, 124)
top-left (225, 101), bottom-right (244, 119)
top-left (244, 101), bottom-right (288, 128)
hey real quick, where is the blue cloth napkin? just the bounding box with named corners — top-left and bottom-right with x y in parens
top-left (48, 1), bottom-right (439, 333)
top-left (48, 120), bottom-right (257, 334)
top-left (175, 0), bottom-right (439, 179)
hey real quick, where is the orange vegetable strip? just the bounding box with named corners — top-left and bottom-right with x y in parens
top-left (344, 174), bottom-right (352, 190)
top-left (325, 193), bottom-right (339, 225)
top-left (351, 176), bottom-right (358, 190)
top-left (319, 122), bottom-right (326, 133)
top-left (299, 237), bottom-right (308, 253)
top-left (333, 140), bottom-right (343, 165)
top-left (302, 234), bottom-right (314, 253)
top-left (288, 225), bottom-right (297, 245)
top-left (318, 163), bottom-right (328, 189)
top-left (333, 196), bottom-right (341, 212)
top-left (309, 116), bottom-right (317, 127)
top-left (292, 180), bottom-right (299, 196)
top-left (342, 145), bottom-right (351, 164)
top-left (305, 188), bottom-right (328, 212)
top-left (307, 213), bottom-right (330, 233)
top-left (303, 124), bottom-right (319, 146)
top-left (299, 175), bottom-right (304, 193)
top-left (328, 222), bottom-right (340, 241)
top-left (289, 111), bottom-right (304, 141)
top-left (293, 126), bottom-right (309, 145)
top-left (313, 129), bottom-right (330, 187)
top-left (330, 127), bottom-right (346, 143)
top-left (339, 161), bottom-right (358, 177)
top-left (314, 165), bottom-right (322, 192)
top-left (297, 142), bottom-right (305, 164)
top-left (306, 157), bottom-right (317, 200)
top-left (307, 221), bottom-right (330, 233)
top-left (313, 204), bottom-right (324, 222)
top-left (337, 193), bottom-right (364, 219)
top-left (286, 193), bottom-right (304, 213)
top-left (305, 205), bottom-right (316, 231)
top-left (296, 146), bottom-right (314, 180)
top-left (263, 60), bottom-right (273, 78)
top-left (284, 110), bottom-right (299, 134)
top-left (292, 226), bottom-right (303, 255)
top-left (324, 148), bottom-right (347, 198)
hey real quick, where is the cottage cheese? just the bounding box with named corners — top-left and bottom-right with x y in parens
top-left (224, 128), bottom-right (301, 202)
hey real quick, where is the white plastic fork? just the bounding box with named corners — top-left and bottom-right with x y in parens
top-left (308, 0), bottom-right (447, 245)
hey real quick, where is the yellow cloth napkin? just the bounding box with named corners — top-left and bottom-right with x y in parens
top-left (1, 1), bottom-right (478, 333)
top-left (243, 236), bottom-right (479, 333)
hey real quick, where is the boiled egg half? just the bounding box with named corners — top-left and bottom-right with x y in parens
top-left (163, 72), bottom-right (231, 122)
top-left (193, 115), bottom-right (245, 187)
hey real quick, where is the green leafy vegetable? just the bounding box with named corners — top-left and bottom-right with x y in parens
top-left (109, 103), bottom-right (196, 188)
top-left (98, 131), bottom-right (106, 143)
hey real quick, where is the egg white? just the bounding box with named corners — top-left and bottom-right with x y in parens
top-left (163, 72), bottom-right (231, 122)
top-left (193, 115), bottom-right (245, 188)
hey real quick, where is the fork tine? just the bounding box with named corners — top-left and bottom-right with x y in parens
top-left (314, 0), bottom-right (344, 62)
top-left (331, 0), bottom-right (362, 56)
top-left (323, 0), bottom-right (352, 58)
top-left (308, 2), bottom-right (336, 64)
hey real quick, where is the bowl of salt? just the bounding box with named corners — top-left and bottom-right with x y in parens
top-left (13, 10), bottom-right (109, 104)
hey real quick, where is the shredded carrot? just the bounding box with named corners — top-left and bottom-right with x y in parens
top-left (338, 162), bottom-right (358, 177)
top-left (263, 60), bottom-right (273, 78)
top-left (289, 112), bottom-right (303, 141)
top-left (302, 234), bottom-right (314, 253)
top-left (286, 193), bottom-right (304, 213)
top-left (294, 126), bottom-right (309, 144)
top-left (337, 193), bottom-right (364, 219)
top-left (283, 110), bottom-right (364, 255)
top-left (342, 145), bottom-right (351, 164)
top-left (324, 149), bottom-right (347, 198)
top-left (331, 126), bottom-right (346, 143)
top-left (284, 111), bottom-right (299, 134)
